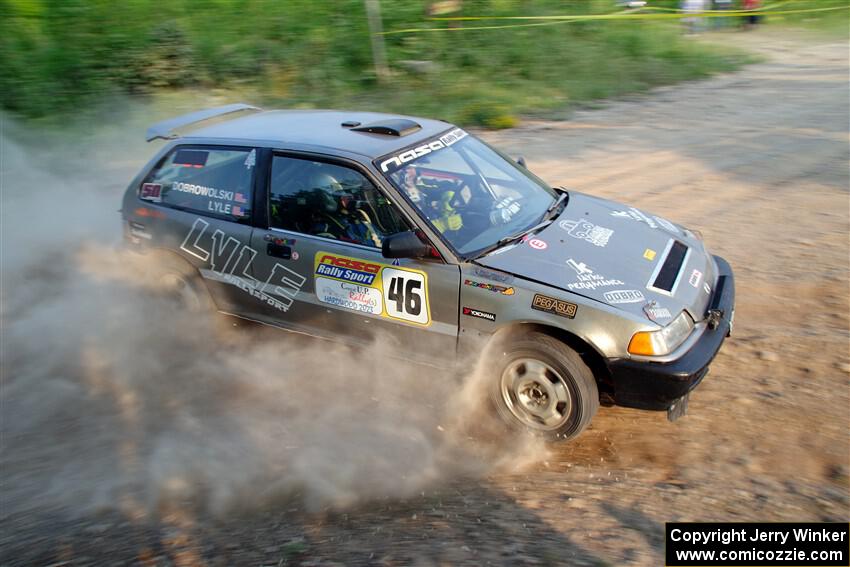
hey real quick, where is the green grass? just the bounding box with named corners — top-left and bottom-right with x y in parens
top-left (761, 0), bottom-right (850, 37)
top-left (0, 0), bottom-right (767, 128)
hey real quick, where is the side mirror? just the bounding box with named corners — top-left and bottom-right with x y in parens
top-left (516, 156), bottom-right (527, 168)
top-left (382, 230), bottom-right (432, 259)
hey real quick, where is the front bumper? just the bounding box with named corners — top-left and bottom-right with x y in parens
top-left (606, 255), bottom-right (735, 411)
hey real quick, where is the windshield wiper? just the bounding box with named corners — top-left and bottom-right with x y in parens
top-left (495, 219), bottom-right (553, 248)
top-left (543, 191), bottom-right (568, 220)
top-left (469, 220), bottom-right (551, 260)
top-left (469, 191), bottom-right (568, 260)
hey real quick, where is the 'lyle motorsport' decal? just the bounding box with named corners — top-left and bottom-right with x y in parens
top-left (314, 252), bottom-right (431, 326)
top-left (181, 218), bottom-right (306, 312)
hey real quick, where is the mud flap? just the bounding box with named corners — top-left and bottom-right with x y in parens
top-left (667, 392), bottom-right (689, 422)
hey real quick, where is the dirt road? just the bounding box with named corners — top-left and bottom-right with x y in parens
top-left (2, 29), bottom-right (848, 566)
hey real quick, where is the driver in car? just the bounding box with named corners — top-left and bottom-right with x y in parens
top-left (401, 165), bottom-right (463, 235)
top-left (308, 172), bottom-right (381, 248)
top-left (400, 165), bottom-right (523, 245)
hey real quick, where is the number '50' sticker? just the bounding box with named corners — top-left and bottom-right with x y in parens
top-left (381, 267), bottom-right (430, 325)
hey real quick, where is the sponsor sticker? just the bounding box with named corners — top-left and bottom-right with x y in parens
top-left (379, 128), bottom-right (468, 173)
top-left (531, 294), bottom-right (577, 319)
top-left (464, 279), bottom-right (515, 295)
top-left (528, 238), bottom-right (548, 250)
top-left (611, 207), bottom-right (679, 234)
top-left (611, 207), bottom-right (657, 229)
top-left (703, 282), bottom-right (711, 295)
top-left (689, 269), bottom-right (702, 288)
top-left (462, 306), bottom-right (496, 322)
top-left (643, 301), bottom-right (673, 322)
top-left (566, 259), bottom-right (593, 275)
top-left (472, 266), bottom-right (513, 283)
top-left (559, 219), bottom-right (613, 247)
top-left (643, 248), bottom-right (657, 261)
top-left (314, 252), bottom-right (430, 325)
top-left (244, 149), bottom-right (256, 169)
top-left (316, 277), bottom-right (382, 315)
top-left (315, 253), bottom-right (381, 285)
top-left (603, 289), bottom-right (645, 304)
top-left (267, 236), bottom-right (296, 246)
top-left (565, 258), bottom-right (624, 291)
top-left (140, 182), bottom-right (162, 203)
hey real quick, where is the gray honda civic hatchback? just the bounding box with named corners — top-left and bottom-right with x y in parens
top-left (121, 104), bottom-right (735, 440)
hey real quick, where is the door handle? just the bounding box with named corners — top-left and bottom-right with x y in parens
top-left (266, 243), bottom-right (292, 260)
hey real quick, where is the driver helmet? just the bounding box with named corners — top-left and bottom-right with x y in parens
top-left (308, 171), bottom-right (345, 213)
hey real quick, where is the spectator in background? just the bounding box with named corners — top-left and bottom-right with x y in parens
top-left (742, 0), bottom-right (763, 29)
top-left (681, 0), bottom-right (707, 34)
top-left (713, 0), bottom-right (734, 29)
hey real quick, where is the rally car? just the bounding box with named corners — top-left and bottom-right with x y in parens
top-left (121, 104), bottom-right (735, 440)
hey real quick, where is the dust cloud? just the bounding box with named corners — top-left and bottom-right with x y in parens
top-left (0, 112), bottom-right (547, 523)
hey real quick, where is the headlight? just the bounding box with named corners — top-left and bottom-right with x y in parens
top-left (628, 311), bottom-right (695, 356)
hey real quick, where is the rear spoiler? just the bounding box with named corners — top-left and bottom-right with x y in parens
top-left (145, 103), bottom-right (262, 142)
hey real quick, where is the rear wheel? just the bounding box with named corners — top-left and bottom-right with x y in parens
top-left (487, 332), bottom-right (598, 440)
top-left (149, 252), bottom-right (212, 312)
top-left (159, 271), bottom-right (208, 311)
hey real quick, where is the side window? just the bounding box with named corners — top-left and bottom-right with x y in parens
top-left (269, 156), bottom-right (410, 248)
top-left (141, 146), bottom-right (256, 222)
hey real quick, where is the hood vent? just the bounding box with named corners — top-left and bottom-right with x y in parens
top-left (649, 240), bottom-right (689, 294)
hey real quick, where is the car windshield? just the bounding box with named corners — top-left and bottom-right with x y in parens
top-left (379, 130), bottom-right (558, 257)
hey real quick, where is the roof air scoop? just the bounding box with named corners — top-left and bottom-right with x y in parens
top-left (351, 118), bottom-right (421, 137)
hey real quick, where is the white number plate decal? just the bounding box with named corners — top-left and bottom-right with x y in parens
top-left (381, 267), bottom-right (429, 325)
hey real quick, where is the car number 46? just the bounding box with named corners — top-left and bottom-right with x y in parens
top-left (382, 268), bottom-right (429, 325)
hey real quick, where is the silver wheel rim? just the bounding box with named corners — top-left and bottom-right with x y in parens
top-left (160, 273), bottom-right (202, 311)
top-left (500, 358), bottom-right (573, 431)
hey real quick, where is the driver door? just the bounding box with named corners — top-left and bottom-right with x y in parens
top-left (249, 153), bottom-right (461, 363)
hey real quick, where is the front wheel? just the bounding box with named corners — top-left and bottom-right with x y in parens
top-left (486, 332), bottom-right (599, 440)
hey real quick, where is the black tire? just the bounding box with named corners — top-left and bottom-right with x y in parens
top-left (485, 331), bottom-right (599, 440)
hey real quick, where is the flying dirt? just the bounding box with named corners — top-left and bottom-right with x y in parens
top-left (0, 111), bottom-right (546, 528)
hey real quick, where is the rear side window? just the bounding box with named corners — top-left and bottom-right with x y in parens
top-left (141, 146), bottom-right (256, 222)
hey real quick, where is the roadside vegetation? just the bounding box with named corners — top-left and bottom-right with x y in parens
top-left (759, 0), bottom-right (850, 36)
top-left (1, 0), bottom-right (841, 128)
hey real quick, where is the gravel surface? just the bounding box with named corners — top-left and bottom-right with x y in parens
top-left (2, 28), bottom-right (848, 567)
